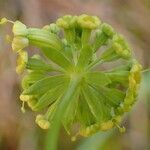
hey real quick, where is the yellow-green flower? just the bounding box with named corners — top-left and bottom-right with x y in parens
top-left (43, 23), bottom-right (60, 34)
top-left (101, 23), bottom-right (114, 37)
top-left (56, 15), bottom-right (77, 29)
top-left (12, 36), bottom-right (29, 52)
top-left (13, 21), bottom-right (28, 36)
top-left (16, 50), bottom-right (28, 74)
top-left (100, 34), bottom-right (132, 62)
top-left (118, 60), bottom-right (142, 113)
top-left (35, 114), bottom-right (50, 129)
top-left (113, 34), bottom-right (131, 59)
top-left (77, 14), bottom-right (101, 29)
top-left (20, 94), bottom-right (35, 102)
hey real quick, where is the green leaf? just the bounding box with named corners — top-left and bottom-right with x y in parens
top-left (34, 84), bottom-right (68, 110)
top-left (82, 84), bottom-right (111, 122)
top-left (23, 75), bottom-right (69, 95)
top-left (85, 71), bottom-right (111, 86)
top-left (41, 47), bottom-right (73, 71)
top-left (21, 71), bottom-right (46, 89)
top-left (77, 92), bottom-right (96, 127)
top-left (28, 28), bottom-right (62, 50)
top-left (93, 85), bottom-right (125, 107)
top-left (106, 71), bottom-right (129, 84)
top-left (27, 28), bottom-right (73, 70)
top-left (26, 57), bottom-right (52, 71)
top-left (77, 44), bottom-right (93, 69)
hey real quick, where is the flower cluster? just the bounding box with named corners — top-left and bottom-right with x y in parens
top-left (0, 15), bottom-right (142, 139)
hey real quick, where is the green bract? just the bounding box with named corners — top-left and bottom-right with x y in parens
top-left (1, 15), bottom-right (142, 141)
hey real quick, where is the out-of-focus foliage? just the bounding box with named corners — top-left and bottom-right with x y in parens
top-left (0, 0), bottom-right (149, 150)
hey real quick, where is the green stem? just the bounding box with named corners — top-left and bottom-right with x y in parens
top-left (81, 29), bottom-right (91, 46)
top-left (87, 58), bottom-right (104, 70)
top-left (93, 33), bottom-right (108, 52)
top-left (64, 28), bottom-right (75, 44)
top-left (45, 77), bottom-right (80, 150)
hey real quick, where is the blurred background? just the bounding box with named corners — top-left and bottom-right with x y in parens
top-left (0, 0), bottom-right (150, 150)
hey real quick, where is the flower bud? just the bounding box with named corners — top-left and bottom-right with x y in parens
top-left (13, 21), bottom-right (28, 36)
top-left (20, 94), bottom-right (35, 102)
top-left (27, 98), bottom-right (38, 111)
top-left (43, 23), bottom-right (60, 34)
top-left (100, 39), bottom-right (131, 62)
top-left (100, 120), bottom-right (114, 131)
top-left (12, 36), bottom-right (29, 52)
top-left (35, 115), bottom-right (50, 129)
top-left (101, 23), bottom-right (114, 37)
top-left (16, 50), bottom-right (28, 74)
top-left (56, 15), bottom-right (77, 29)
top-left (77, 14), bottom-right (101, 29)
top-left (112, 34), bottom-right (131, 58)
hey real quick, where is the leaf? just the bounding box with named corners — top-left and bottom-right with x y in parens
top-left (82, 84), bottom-right (111, 122)
top-left (63, 89), bottom-right (79, 133)
top-left (26, 57), bottom-right (52, 71)
top-left (34, 84), bottom-right (68, 110)
top-left (77, 44), bottom-right (93, 69)
top-left (85, 71), bottom-right (111, 86)
top-left (93, 85), bottom-right (125, 107)
top-left (28, 28), bottom-right (62, 50)
top-left (41, 47), bottom-right (73, 71)
top-left (23, 75), bottom-right (69, 95)
top-left (27, 28), bottom-right (73, 70)
top-left (106, 71), bottom-right (129, 84)
top-left (21, 71), bottom-right (46, 89)
top-left (77, 92), bottom-right (96, 126)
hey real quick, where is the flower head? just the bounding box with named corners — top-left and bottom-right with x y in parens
top-left (4, 15), bottom-right (142, 140)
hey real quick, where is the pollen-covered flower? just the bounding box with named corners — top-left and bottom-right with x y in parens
top-left (77, 14), bottom-right (101, 29)
top-left (118, 60), bottom-right (142, 113)
top-left (35, 115), bottom-right (50, 129)
top-left (12, 36), bottom-right (29, 52)
top-left (93, 23), bottom-right (115, 51)
top-left (16, 50), bottom-right (28, 74)
top-left (13, 21), bottom-right (28, 36)
top-left (100, 34), bottom-right (132, 62)
top-left (56, 15), bottom-right (77, 29)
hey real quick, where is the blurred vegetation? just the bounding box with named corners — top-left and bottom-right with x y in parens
top-left (0, 0), bottom-right (149, 150)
